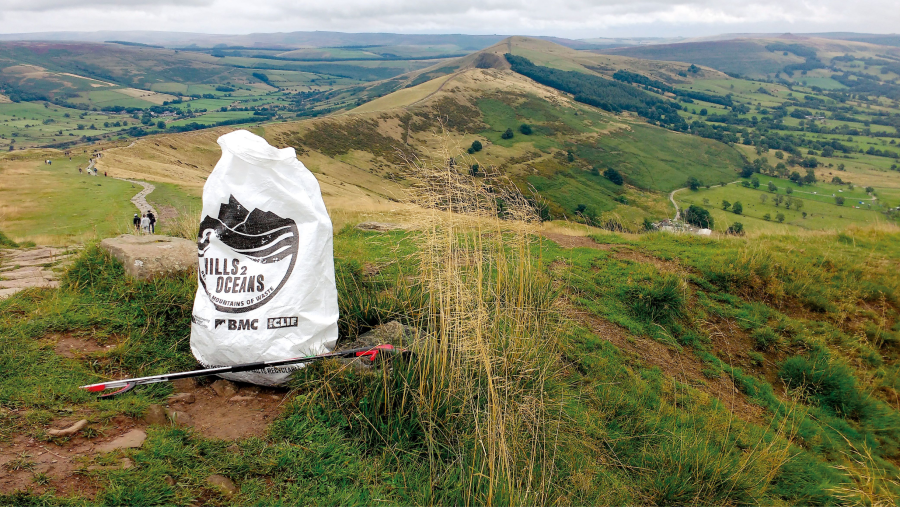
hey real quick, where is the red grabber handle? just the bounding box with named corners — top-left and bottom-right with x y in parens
top-left (355, 344), bottom-right (398, 361)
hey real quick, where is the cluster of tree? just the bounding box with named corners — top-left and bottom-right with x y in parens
top-left (721, 200), bottom-right (743, 214)
top-left (684, 205), bottom-right (713, 229)
top-left (467, 140), bottom-right (482, 154)
top-left (831, 71), bottom-right (900, 101)
top-left (252, 72), bottom-right (272, 84)
top-left (612, 70), bottom-right (733, 107)
top-left (603, 167), bottom-right (624, 185)
top-left (165, 116), bottom-right (260, 133)
top-left (505, 54), bottom-right (687, 131)
top-left (765, 42), bottom-right (825, 76)
top-left (865, 146), bottom-right (900, 159)
top-left (726, 222), bottom-right (744, 235)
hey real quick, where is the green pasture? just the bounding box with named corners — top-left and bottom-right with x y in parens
top-left (69, 89), bottom-right (157, 109)
top-left (0, 155), bottom-right (138, 244)
top-left (0, 102), bottom-right (144, 148)
top-left (748, 175), bottom-right (875, 204)
top-left (576, 124), bottom-right (743, 192)
top-left (795, 77), bottom-right (848, 90)
top-left (4, 219), bottom-right (900, 504)
top-left (167, 111), bottom-right (256, 126)
top-left (676, 182), bottom-right (883, 232)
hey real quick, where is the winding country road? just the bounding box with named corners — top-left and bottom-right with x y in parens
top-left (669, 180), bottom-right (742, 220)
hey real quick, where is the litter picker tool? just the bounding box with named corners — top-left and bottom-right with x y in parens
top-left (80, 344), bottom-right (411, 398)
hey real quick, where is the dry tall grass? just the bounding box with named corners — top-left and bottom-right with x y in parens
top-left (402, 140), bottom-right (567, 505)
top-left (164, 207), bottom-right (201, 241)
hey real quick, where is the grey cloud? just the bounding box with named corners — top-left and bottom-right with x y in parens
top-left (0, 0), bottom-right (896, 37)
top-left (0, 0), bottom-right (213, 12)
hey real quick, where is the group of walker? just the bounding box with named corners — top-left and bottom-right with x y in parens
top-left (133, 212), bottom-right (156, 234)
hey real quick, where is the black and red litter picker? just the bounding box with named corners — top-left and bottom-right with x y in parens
top-left (80, 344), bottom-right (411, 398)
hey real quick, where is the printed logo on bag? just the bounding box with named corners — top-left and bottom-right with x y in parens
top-left (267, 317), bottom-right (299, 329)
top-left (214, 318), bottom-right (259, 330)
top-left (197, 195), bottom-right (298, 313)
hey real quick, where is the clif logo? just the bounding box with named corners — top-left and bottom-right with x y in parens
top-left (197, 195), bottom-right (298, 313)
top-left (214, 319), bottom-right (259, 330)
top-left (267, 317), bottom-right (299, 329)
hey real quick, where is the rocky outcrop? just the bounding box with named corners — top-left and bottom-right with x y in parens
top-left (100, 234), bottom-right (196, 280)
top-left (0, 246), bottom-right (78, 299)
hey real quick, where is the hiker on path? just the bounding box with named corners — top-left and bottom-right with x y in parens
top-left (104, 171), bottom-right (107, 177)
top-left (133, 213), bottom-right (140, 232)
top-left (140, 214), bottom-right (150, 234)
top-left (78, 167), bottom-right (82, 174)
top-left (147, 211), bottom-right (156, 234)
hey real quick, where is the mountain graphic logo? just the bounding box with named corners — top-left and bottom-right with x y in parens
top-left (197, 195), bottom-right (298, 313)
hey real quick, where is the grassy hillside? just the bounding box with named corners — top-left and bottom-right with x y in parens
top-left (0, 41), bottom-right (466, 149)
top-left (2, 178), bottom-right (899, 504)
top-left (3, 35), bottom-right (900, 505)
top-left (7, 34), bottom-right (900, 245)
top-left (600, 40), bottom-right (804, 77)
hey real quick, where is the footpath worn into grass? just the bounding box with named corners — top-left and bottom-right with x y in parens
top-left (2, 222), bottom-right (900, 505)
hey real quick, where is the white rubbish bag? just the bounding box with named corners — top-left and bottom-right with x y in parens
top-left (190, 130), bottom-right (338, 385)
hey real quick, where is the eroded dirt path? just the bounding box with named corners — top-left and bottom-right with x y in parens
top-left (115, 178), bottom-right (157, 216)
top-left (542, 230), bottom-right (765, 424)
top-left (0, 331), bottom-right (294, 497)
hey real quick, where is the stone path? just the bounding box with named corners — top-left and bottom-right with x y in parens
top-left (0, 247), bottom-right (79, 299)
top-left (116, 179), bottom-right (157, 216)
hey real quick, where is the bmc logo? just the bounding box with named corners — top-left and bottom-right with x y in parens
top-left (214, 319), bottom-right (259, 330)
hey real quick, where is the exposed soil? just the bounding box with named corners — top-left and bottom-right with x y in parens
top-left (581, 314), bottom-right (766, 424)
top-left (50, 333), bottom-right (119, 359)
top-left (541, 231), bottom-right (686, 274)
top-left (541, 232), bottom-right (611, 250)
top-left (0, 380), bottom-right (292, 496)
top-left (0, 414), bottom-right (141, 498)
top-left (170, 378), bottom-right (291, 440)
top-left (611, 248), bottom-right (688, 275)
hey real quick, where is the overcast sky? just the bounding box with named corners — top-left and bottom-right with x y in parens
top-left (0, 0), bottom-right (897, 38)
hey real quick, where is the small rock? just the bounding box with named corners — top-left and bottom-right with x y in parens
top-left (99, 234), bottom-right (196, 280)
top-left (226, 444), bottom-right (241, 454)
top-left (47, 419), bottom-right (88, 437)
top-left (144, 404), bottom-right (168, 426)
top-left (168, 393), bottom-right (195, 404)
top-left (228, 395), bottom-right (255, 402)
top-left (206, 474), bottom-right (237, 496)
top-left (210, 379), bottom-right (238, 398)
top-left (164, 408), bottom-right (193, 427)
top-left (172, 378), bottom-right (197, 392)
top-left (96, 429), bottom-right (146, 453)
top-left (339, 320), bottom-right (418, 350)
top-left (120, 458), bottom-right (134, 469)
top-left (164, 476), bottom-right (176, 486)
